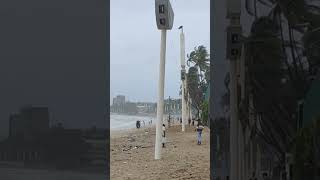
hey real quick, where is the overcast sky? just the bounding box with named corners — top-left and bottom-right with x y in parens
top-left (0, 0), bottom-right (106, 139)
top-left (110, 0), bottom-right (210, 103)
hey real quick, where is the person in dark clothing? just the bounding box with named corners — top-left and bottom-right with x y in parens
top-left (188, 119), bottom-right (191, 126)
top-left (136, 120), bottom-right (140, 129)
top-left (192, 119), bottom-right (195, 126)
top-left (162, 124), bottom-right (166, 138)
top-left (195, 121), bottom-right (204, 145)
top-left (162, 124), bottom-right (166, 148)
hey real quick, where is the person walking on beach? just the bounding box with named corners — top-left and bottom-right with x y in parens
top-left (195, 121), bottom-right (204, 145)
top-left (192, 119), bottom-right (195, 126)
top-left (136, 120), bottom-right (140, 129)
top-left (162, 124), bottom-right (166, 148)
top-left (143, 120), bottom-right (145, 127)
top-left (188, 118), bottom-right (191, 126)
top-left (162, 124), bottom-right (166, 138)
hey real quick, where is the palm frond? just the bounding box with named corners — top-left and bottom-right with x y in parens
top-left (246, 0), bottom-right (255, 16)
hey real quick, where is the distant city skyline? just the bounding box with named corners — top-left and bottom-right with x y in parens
top-left (110, 94), bottom-right (182, 105)
top-left (110, 0), bottom-right (210, 104)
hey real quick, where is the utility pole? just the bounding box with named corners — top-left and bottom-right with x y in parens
top-left (239, 42), bottom-right (246, 180)
top-left (154, 0), bottom-right (174, 160)
top-left (185, 75), bottom-right (189, 127)
top-left (189, 95), bottom-right (192, 121)
top-left (226, 0), bottom-right (242, 179)
top-left (154, 29), bottom-right (166, 160)
top-left (186, 88), bottom-right (189, 125)
top-left (179, 25), bottom-right (187, 132)
top-left (168, 96), bottom-right (171, 127)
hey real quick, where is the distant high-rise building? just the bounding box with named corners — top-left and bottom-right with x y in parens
top-left (164, 98), bottom-right (182, 115)
top-left (112, 95), bottom-right (126, 113)
top-left (112, 95), bottom-right (125, 106)
top-left (9, 113), bottom-right (21, 137)
top-left (9, 105), bottom-right (49, 139)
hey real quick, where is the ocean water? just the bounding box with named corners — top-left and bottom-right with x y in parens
top-left (110, 114), bottom-right (156, 130)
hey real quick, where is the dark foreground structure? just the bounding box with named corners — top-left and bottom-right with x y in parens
top-left (0, 106), bottom-right (107, 173)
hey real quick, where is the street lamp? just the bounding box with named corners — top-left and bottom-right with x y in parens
top-left (226, 0), bottom-right (242, 179)
top-left (168, 96), bottom-right (171, 127)
top-left (179, 25), bottom-right (187, 132)
top-left (154, 0), bottom-right (174, 160)
top-left (155, 0), bottom-right (174, 30)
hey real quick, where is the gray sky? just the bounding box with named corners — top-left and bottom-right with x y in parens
top-left (0, 0), bottom-right (106, 138)
top-left (110, 0), bottom-right (210, 103)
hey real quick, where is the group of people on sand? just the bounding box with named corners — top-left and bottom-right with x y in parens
top-left (160, 118), bottom-right (205, 147)
top-left (174, 117), bottom-right (198, 127)
top-left (136, 117), bottom-right (205, 145)
top-left (136, 119), bottom-right (153, 129)
top-left (136, 120), bottom-right (145, 129)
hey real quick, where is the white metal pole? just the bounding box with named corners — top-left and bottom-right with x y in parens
top-left (227, 13), bottom-right (241, 180)
top-left (239, 117), bottom-right (244, 180)
top-left (188, 99), bottom-right (190, 123)
top-left (256, 114), bottom-right (262, 179)
top-left (249, 93), bottom-right (254, 179)
top-left (189, 96), bottom-right (192, 120)
top-left (155, 29), bottom-right (167, 160)
top-left (230, 56), bottom-right (239, 180)
top-left (239, 44), bottom-right (246, 180)
top-left (186, 92), bottom-right (190, 124)
top-left (185, 75), bottom-right (188, 127)
top-left (180, 28), bottom-right (186, 132)
top-left (182, 80), bottom-right (186, 131)
top-left (256, 144), bottom-right (261, 180)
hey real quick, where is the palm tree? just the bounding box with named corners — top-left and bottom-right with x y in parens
top-left (243, 1), bottom-right (320, 176)
top-left (187, 45), bottom-right (210, 84)
top-left (184, 45), bottom-right (210, 119)
top-left (240, 0), bottom-right (320, 178)
top-left (187, 66), bottom-right (202, 116)
top-left (241, 16), bottom-right (300, 175)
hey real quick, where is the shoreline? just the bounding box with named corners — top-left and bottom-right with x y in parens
top-left (110, 117), bottom-right (185, 137)
top-left (110, 113), bottom-right (156, 117)
top-left (110, 125), bottom-right (155, 138)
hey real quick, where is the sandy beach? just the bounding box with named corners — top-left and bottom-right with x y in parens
top-left (110, 124), bottom-right (210, 180)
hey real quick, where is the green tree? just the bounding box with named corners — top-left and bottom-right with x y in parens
top-left (187, 66), bottom-right (202, 116)
top-left (187, 45), bottom-right (210, 85)
top-left (291, 117), bottom-right (320, 180)
top-left (243, 0), bottom-right (320, 175)
top-left (244, 16), bottom-right (297, 170)
top-left (185, 45), bottom-right (210, 119)
top-left (200, 101), bottom-right (209, 126)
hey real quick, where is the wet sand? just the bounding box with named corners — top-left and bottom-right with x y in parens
top-left (111, 124), bottom-right (210, 180)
